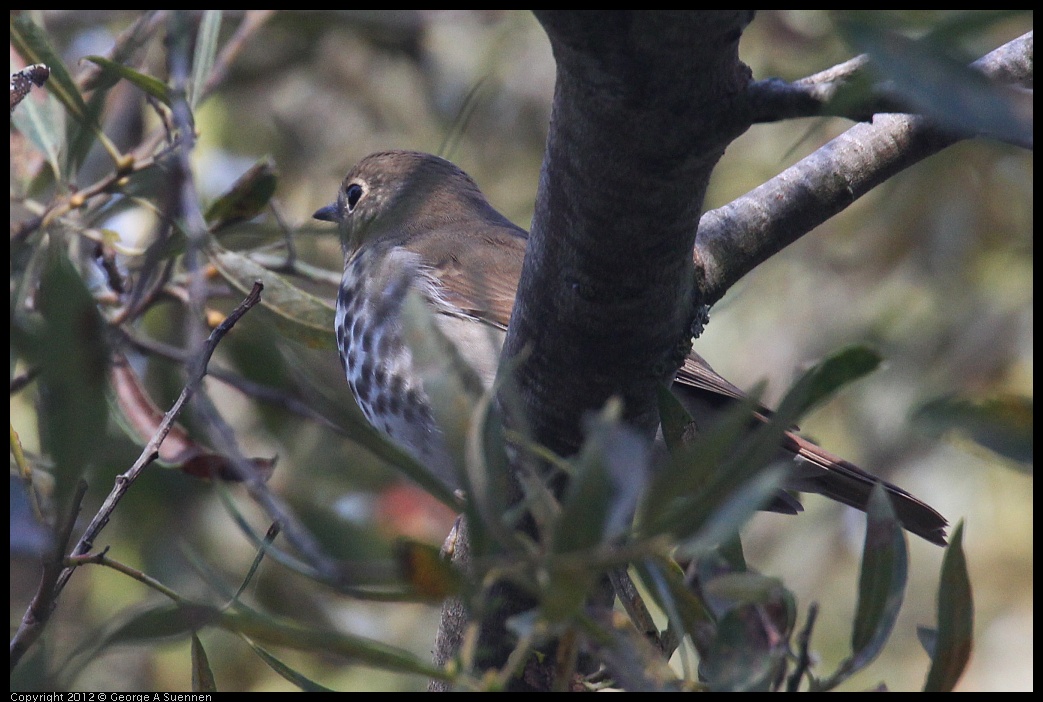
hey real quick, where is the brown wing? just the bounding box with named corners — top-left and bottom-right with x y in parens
top-left (405, 221), bottom-right (526, 329)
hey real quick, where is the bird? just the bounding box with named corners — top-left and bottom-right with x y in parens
top-left (313, 150), bottom-right (947, 546)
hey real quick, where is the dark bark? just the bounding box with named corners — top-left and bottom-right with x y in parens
top-left (439, 11), bottom-right (759, 690)
top-left (505, 11), bottom-right (755, 456)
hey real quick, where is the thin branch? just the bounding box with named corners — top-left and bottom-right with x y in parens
top-left (744, 56), bottom-right (883, 123)
top-left (608, 567), bottom-right (662, 650)
top-left (786, 601), bottom-right (818, 692)
top-left (696, 31), bottom-right (1033, 305)
top-left (65, 548), bottom-right (185, 604)
top-left (744, 31), bottom-right (1033, 130)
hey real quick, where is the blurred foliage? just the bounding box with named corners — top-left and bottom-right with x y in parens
top-left (10, 10), bottom-right (1031, 692)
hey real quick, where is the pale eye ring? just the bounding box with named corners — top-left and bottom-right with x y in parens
top-left (345, 183), bottom-right (364, 212)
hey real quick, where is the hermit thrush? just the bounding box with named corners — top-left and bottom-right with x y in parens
top-left (314, 150), bottom-right (947, 546)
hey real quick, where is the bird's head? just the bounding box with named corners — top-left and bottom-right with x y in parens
top-left (313, 150), bottom-right (494, 257)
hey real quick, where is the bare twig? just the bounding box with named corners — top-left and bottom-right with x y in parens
top-left (786, 601), bottom-right (819, 692)
top-left (65, 548), bottom-right (184, 604)
top-left (8, 283), bottom-right (263, 672)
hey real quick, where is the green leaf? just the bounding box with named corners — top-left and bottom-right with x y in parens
top-left (642, 386), bottom-right (765, 533)
top-left (398, 286), bottom-right (489, 481)
top-left (541, 403), bottom-right (653, 622)
top-left (553, 399), bottom-right (650, 554)
top-left (10, 86), bottom-right (66, 181)
top-left (644, 347), bottom-right (880, 555)
top-left (923, 521), bottom-right (973, 692)
top-left (916, 625), bottom-right (938, 657)
top-left (81, 55), bottom-right (173, 106)
top-left (774, 345), bottom-right (881, 421)
top-left (10, 15), bottom-right (103, 177)
top-left (634, 558), bottom-right (714, 659)
top-left (551, 440), bottom-right (613, 557)
top-left (672, 466), bottom-right (788, 561)
top-left (91, 600), bottom-right (449, 680)
top-left (106, 603), bottom-right (222, 645)
top-left (206, 242), bottom-right (336, 350)
top-left (656, 382), bottom-right (693, 455)
top-left (849, 484), bottom-right (908, 672)
top-left (191, 634), bottom-right (218, 692)
top-left (598, 611), bottom-right (683, 691)
top-left (463, 377), bottom-right (517, 556)
top-left (702, 607), bottom-right (787, 692)
top-left (205, 159), bottom-right (279, 232)
top-left (219, 606), bottom-right (449, 680)
top-left (244, 639), bottom-right (335, 692)
top-left (190, 10), bottom-right (222, 109)
top-left (30, 249), bottom-right (110, 513)
top-left (914, 395), bottom-right (1032, 469)
top-left (702, 571), bottom-right (787, 609)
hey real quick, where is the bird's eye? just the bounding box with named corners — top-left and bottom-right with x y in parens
top-left (345, 183), bottom-right (364, 212)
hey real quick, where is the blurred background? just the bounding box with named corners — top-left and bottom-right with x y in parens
top-left (10, 10), bottom-right (1032, 691)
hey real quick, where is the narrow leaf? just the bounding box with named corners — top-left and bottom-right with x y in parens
top-left (81, 56), bottom-right (173, 106)
top-left (219, 606), bottom-right (448, 679)
top-left (775, 345), bottom-right (881, 421)
top-left (10, 87), bottom-right (65, 180)
top-left (191, 634), bottom-right (218, 692)
top-left (105, 603), bottom-right (221, 645)
top-left (244, 639), bottom-right (335, 691)
top-left (33, 250), bottom-right (110, 512)
top-left (672, 466), bottom-right (788, 560)
top-left (634, 557), bottom-right (714, 653)
top-left (702, 607), bottom-right (787, 692)
top-left (190, 10), bottom-right (222, 109)
top-left (849, 484), bottom-right (907, 671)
top-left (923, 521), bottom-right (973, 692)
top-left (841, 17), bottom-right (1032, 147)
top-left (398, 287), bottom-right (489, 484)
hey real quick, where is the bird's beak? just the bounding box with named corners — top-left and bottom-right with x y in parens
top-left (312, 203), bottom-right (338, 222)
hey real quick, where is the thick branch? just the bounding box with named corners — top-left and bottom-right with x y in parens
top-left (505, 11), bottom-right (754, 456)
